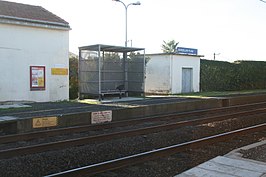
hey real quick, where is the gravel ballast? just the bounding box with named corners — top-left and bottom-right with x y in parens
top-left (0, 113), bottom-right (265, 177)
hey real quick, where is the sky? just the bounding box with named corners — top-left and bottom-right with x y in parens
top-left (6, 0), bottom-right (266, 62)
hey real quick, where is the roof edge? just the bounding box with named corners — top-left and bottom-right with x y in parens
top-left (0, 15), bottom-right (70, 30)
top-left (146, 52), bottom-right (204, 57)
top-left (79, 44), bottom-right (145, 53)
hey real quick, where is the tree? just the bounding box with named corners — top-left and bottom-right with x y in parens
top-left (69, 54), bottom-right (79, 99)
top-left (161, 40), bottom-right (179, 53)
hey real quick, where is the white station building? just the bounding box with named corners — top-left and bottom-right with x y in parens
top-left (145, 48), bottom-right (202, 94)
top-left (0, 1), bottom-right (70, 102)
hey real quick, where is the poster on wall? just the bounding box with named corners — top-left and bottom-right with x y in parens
top-left (30, 66), bottom-right (45, 90)
top-left (51, 68), bottom-right (68, 75)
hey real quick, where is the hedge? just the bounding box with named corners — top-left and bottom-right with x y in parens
top-left (200, 59), bottom-right (266, 91)
top-left (69, 56), bottom-right (78, 99)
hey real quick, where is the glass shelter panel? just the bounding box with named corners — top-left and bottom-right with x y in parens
top-left (79, 50), bottom-right (99, 94)
top-left (101, 52), bottom-right (125, 91)
top-left (78, 44), bottom-right (145, 99)
top-left (127, 53), bottom-right (145, 94)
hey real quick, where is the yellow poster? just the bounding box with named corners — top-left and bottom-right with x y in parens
top-left (51, 68), bottom-right (68, 75)
top-left (38, 78), bottom-right (44, 87)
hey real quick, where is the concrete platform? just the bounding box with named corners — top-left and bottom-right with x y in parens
top-left (1, 93), bottom-right (266, 134)
top-left (0, 103), bottom-right (31, 109)
top-left (0, 96), bottom-right (218, 134)
top-left (175, 141), bottom-right (266, 177)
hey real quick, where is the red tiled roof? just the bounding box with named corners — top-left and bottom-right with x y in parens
top-left (0, 0), bottom-right (69, 28)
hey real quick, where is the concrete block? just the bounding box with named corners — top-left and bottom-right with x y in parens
top-left (0, 117), bottom-right (17, 134)
top-left (199, 159), bottom-right (263, 177)
top-left (0, 116), bottom-right (17, 122)
top-left (229, 94), bottom-right (266, 106)
top-left (212, 156), bottom-right (266, 173)
top-left (175, 166), bottom-right (236, 177)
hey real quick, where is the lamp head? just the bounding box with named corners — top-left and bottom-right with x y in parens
top-left (133, 1), bottom-right (141, 5)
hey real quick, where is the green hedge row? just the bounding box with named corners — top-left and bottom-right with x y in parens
top-left (200, 59), bottom-right (266, 91)
top-left (69, 56), bottom-right (78, 99)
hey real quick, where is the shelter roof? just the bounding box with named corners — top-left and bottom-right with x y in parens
top-left (79, 44), bottom-right (145, 53)
top-left (0, 0), bottom-right (70, 29)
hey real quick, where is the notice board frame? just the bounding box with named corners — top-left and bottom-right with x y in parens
top-left (30, 66), bottom-right (46, 91)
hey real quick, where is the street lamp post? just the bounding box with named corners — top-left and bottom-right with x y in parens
top-left (213, 53), bottom-right (220, 60)
top-left (113, 0), bottom-right (141, 47)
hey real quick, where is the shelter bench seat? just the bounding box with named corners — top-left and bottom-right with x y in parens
top-left (100, 90), bottom-right (127, 100)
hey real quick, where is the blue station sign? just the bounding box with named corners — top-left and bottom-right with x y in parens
top-left (176, 47), bottom-right (198, 55)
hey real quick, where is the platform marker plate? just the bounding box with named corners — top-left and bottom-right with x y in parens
top-left (91, 110), bottom-right (112, 124)
top-left (32, 117), bottom-right (58, 128)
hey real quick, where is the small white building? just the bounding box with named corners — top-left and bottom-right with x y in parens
top-left (0, 1), bottom-right (70, 102)
top-left (145, 53), bottom-right (202, 94)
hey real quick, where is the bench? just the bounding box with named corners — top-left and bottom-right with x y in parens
top-left (100, 90), bottom-right (127, 100)
top-left (100, 85), bottom-right (127, 100)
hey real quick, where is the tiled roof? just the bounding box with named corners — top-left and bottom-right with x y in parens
top-left (0, 0), bottom-right (70, 28)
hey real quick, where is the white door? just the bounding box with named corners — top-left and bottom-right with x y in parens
top-left (182, 68), bottom-right (193, 93)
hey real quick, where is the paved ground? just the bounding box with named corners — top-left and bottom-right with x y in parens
top-left (0, 104), bottom-right (31, 109)
top-left (175, 140), bottom-right (266, 177)
top-left (0, 96), bottom-right (197, 118)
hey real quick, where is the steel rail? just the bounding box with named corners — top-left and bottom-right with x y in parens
top-left (45, 123), bottom-right (266, 177)
top-left (0, 107), bottom-right (266, 159)
top-left (1, 101), bottom-right (266, 144)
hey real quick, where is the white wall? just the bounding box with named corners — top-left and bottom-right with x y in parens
top-left (145, 54), bottom-right (200, 94)
top-left (0, 23), bottom-right (69, 102)
top-left (145, 55), bottom-right (171, 94)
top-left (171, 55), bottom-right (200, 93)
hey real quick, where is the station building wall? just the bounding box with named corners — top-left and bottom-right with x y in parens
top-left (145, 53), bottom-right (201, 94)
top-left (0, 23), bottom-right (69, 102)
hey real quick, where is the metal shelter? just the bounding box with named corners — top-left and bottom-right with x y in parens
top-left (78, 44), bottom-right (145, 100)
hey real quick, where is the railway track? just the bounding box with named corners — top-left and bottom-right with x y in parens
top-left (0, 102), bottom-right (266, 160)
top-left (0, 102), bottom-right (265, 176)
top-left (45, 123), bottom-right (266, 177)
